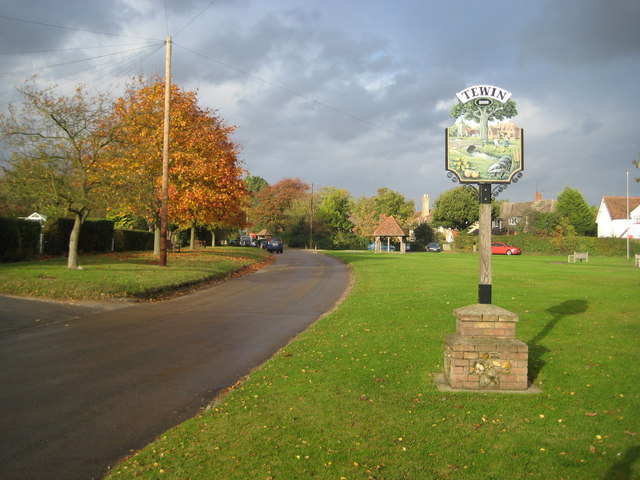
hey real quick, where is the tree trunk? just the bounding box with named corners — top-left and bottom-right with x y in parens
top-left (67, 211), bottom-right (84, 269)
top-left (211, 229), bottom-right (216, 247)
top-left (479, 109), bottom-right (489, 144)
top-left (190, 225), bottom-right (196, 250)
top-left (153, 225), bottom-right (161, 256)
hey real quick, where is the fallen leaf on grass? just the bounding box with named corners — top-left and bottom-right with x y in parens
top-left (590, 445), bottom-right (597, 454)
top-left (585, 412), bottom-right (598, 417)
top-left (624, 431), bottom-right (637, 437)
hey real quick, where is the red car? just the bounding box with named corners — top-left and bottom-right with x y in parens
top-left (491, 242), bottom-right (521, 255)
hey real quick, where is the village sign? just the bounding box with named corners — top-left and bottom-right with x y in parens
top-left (446, 84), bottom-right (524, 194)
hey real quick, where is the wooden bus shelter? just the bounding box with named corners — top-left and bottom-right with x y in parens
top-left (372, 216), bottom-right (408, 253)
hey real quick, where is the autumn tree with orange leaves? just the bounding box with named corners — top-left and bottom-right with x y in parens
top-left (108, 78), bottom-right (247, 252)
top-left (249, 178), bottom-right (309, 234)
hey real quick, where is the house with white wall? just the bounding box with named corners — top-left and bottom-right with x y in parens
top-left (596, 196), bottom-right (640, 239)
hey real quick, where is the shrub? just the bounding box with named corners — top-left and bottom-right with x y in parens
top-left (44, 218), bottom-right (114, 255)
top-left (113, 229), bottom-right (154, 252)
top-left (454, 232), bottom-right (477, 252)
top-left (0, 217), bottom-right (41, 262)
top-left (486, 234), bottom-right (640, 256)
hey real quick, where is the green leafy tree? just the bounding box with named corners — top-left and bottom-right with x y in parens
top-left (315, 187), bottom-right (361, 249)
top-left (351, 196), bottom-right (379, 237)
top-left (634, 153), bottom-right (639, 182)
top-left (450, 100), bottom-right (518, 143)
top-left (413, 222), bottom-right (435, 244)
top-left (432, 186), bottom-right (499, 231)
top-left (556, 186), bottom-right (596, 236)
top-left (0, 79), bottom-right (119, 269)
top-left (528, 210), bottom-right (561, 236)
top-left (432, 186), bottom-right (479, 230)
top-left (317, 187), bottom-right (353, 234)
top-left (373, 187), bottom-right (415, 227)
top-left (246, 176), bottom-right (268, 193)
top-left (245, 175), bottom-right (269, 211)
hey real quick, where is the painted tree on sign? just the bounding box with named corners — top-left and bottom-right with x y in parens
top-left (450, 100), bottom-right (518, 143)
top-left (0, 79), bottom-right (119, 269)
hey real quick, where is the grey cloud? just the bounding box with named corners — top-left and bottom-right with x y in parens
top-left (519, 0), bottom-right (640, 66)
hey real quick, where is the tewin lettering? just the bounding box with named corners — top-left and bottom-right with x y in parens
top-left (456, 85), bottom-right (512, 104)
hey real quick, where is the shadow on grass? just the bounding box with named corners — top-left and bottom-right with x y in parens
top-left (603, 446), bottom-right (640, 480)
top-left (528, 299), bottom-right (589, 381)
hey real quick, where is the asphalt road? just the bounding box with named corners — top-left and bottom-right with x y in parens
top-left (0, 249), bottom-right (351, 480)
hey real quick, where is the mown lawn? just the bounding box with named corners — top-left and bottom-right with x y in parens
top-left (105, 252), bottom-right (640, 480)
top-left (0, 247), bottom-right (271, 300)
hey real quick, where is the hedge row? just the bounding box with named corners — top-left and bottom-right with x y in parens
top-left (0, 217), bottom-right (42, 262)
top-left (0, 217), bottom-right (154, 262)
top-left (454, 233), bottom-right (640, 256)
top-left (44, 218), bottom-right (114, 255)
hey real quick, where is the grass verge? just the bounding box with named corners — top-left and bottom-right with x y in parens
top-left (105, 252), bottom-right (640, 480)
top-left (0, 247), bottom-right (272, 301)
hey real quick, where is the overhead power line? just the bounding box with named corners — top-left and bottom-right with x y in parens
top-left (174, 0), bottom-right (221, 39)
top-left (0, 43), bottom-right (164, 78)
top-left (0, 42), bottom-right (158, 57)
top-left (0, 14), bottom-right (159, 42)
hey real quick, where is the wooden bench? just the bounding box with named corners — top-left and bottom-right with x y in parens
top-left (635, 254), bottom-right (640, 268)
top-left (568, 252), bottom-right (588, 263)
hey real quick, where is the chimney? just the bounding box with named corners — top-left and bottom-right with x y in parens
top-left (422, 194), bottom-right (430, 217)
top-left (535, 191), bottom-right (542, 202)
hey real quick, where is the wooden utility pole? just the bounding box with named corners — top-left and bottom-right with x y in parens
top-left (159, 36), bottom-right (172, 266)
top-left (309, 183), bottom-right (314, 249)
top-left (478, 184), bottom-right (492, 304)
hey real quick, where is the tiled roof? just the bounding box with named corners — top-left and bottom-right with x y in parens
top-left (602, 196), bottom-right (640, 220)
top-left (373, 215), bottom-right (408, 237)
top-left (500, 199), bottom-right (556, 218)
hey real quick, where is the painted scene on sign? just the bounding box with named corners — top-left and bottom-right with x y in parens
top-left (446, 91), bottom-right (523, 184)
top-left (446, 120), bottom-right (523, 184)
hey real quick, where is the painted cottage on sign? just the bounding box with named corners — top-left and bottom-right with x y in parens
top-left (596, 196), bottom-right (640, 239)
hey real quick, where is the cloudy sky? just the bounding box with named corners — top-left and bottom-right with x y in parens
top-left (1, 0), bottom-right (639, 208)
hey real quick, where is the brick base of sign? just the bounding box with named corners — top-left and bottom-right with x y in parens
top-left (441, 304), bottom-right (533, 392)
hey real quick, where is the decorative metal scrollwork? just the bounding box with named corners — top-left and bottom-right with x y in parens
top-left (492, 184), bottom-right (507, 199)
top-left (490, 172), bottom-right (524, 199)
top-left (447, 171), bottom-right (459, 183)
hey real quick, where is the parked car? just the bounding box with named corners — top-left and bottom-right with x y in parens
top-left (239, 235), bottom-right (253, 247)
top-left (426, 242), bottom-right (442, 252)
top-left (267, 237), bottom-right (284, 253)
top-left (367, 243), bottom-right (396, 251)
top-left (256, 238), bottom-right (268, 249)
top-left (491, 242), bottom-right (521, 255)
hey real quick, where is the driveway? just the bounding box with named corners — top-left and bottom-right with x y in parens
top-left (0, 250), bottom-right (351, 480)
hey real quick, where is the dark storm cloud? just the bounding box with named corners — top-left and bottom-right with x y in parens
top-left (519, 0), bottom-right (640, 65)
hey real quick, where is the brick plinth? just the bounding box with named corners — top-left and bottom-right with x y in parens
top-left (443, 304), bottom-right (529, 391)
